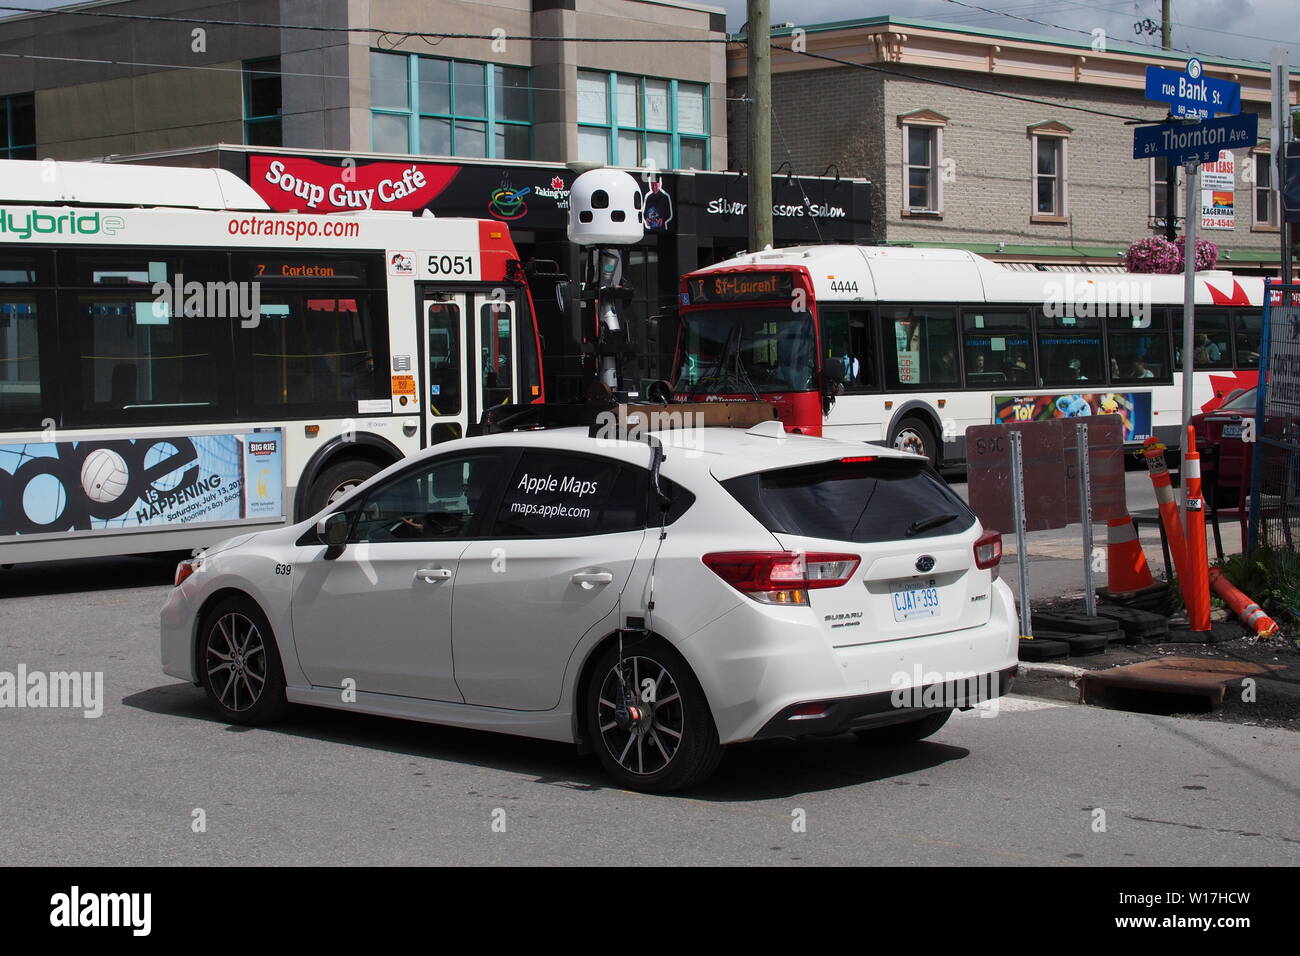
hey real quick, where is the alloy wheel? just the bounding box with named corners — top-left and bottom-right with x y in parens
top-left (596, 656), bottom-right (685, 777)
top-left (205, 612), bottom-right (268, 713)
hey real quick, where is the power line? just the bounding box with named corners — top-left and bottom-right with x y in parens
top-left (769, 41), bottom-right (1151, 122)
top-left (0, 4), bottom-right (736, 42)
top-left (0, 50), bottom-right (746, 104)
top-left (938, 0), bottom-right (1297, 64)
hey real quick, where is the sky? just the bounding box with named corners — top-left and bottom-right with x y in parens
top-left (720, 0), bottom-right (1298, 65)
top-left (1, 0), bottom-right (1296, 65)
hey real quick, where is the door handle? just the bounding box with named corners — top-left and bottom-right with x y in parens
top-left (415, 568), bottom-right (453, 583)
top-left (572, 570), bottom-right (613, 589)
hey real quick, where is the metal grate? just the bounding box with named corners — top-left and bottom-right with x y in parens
top-left (1247, 281), bottom-right (1300, 617)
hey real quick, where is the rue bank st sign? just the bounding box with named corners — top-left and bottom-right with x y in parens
top-left (1134, 57), bottom-right (1254, 166)
top-left (1144, 57), bottom-right (1242, 120)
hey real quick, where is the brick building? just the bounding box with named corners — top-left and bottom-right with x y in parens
top-left (728, 17), bottom-right (1298, 274)
top-left (0, 0), bottom-right (728, 168)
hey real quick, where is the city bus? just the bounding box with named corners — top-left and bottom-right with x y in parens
top-left (675, 245), bottom-right (1265, 466)
top-left (0, 159), bottom-right (544, 563)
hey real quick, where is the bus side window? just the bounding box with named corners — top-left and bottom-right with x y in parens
top-left (1172, 309), bottom-right (1232, 369)
top-left (961, 310), bottom-right (1031, 386)
top-left (1107, 310), bottom-right (1170, 382)
top-left (1233, 310), bottom-right (1262, 368)
top-left (821, 309), bottom-right (874, 391)
top-left (885, 309), bottom-right (957, 390)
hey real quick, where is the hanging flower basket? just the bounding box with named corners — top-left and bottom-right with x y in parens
top-left (1176, 236), bottom-right (1219, 271)
top-left (1123, 236), bottom-right (1182, 274)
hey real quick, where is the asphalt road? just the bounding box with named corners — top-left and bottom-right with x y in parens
top-left (1, 556), bottom-right (1295, 866)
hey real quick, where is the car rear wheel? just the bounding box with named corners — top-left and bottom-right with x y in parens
top-left (587, 637), bottom-right (723, 793)
top-left (890, 416), bottom-right (939, 468)
top-left (198, 595), bottom-right (289, 726)
top-left (853, 708), bottom-right (951, 745)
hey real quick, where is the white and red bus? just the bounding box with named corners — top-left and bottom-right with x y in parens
top-left (0, 159), bottom-right (543, 563)
top-left (676, 245), bottom-right (1264, 466)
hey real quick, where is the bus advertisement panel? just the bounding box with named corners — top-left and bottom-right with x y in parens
top-left (0, 429), bottom-right (284, 538)
top-left (993, 392), bottom-right (1154, 442)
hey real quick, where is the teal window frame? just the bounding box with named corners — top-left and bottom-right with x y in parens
top-left (242, 58), bottom-right (282, 147)
top-left (576, 70), bottom-right (709, 170)
top-left (1, 92), bottom-right (35, 160)
top-left (369, 51), bottom-right (533, 160)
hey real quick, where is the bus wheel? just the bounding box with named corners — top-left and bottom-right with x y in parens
top-left (305, 458), bottom-right (381, 518)
top-left (891, 416), bottom-right (938, 467)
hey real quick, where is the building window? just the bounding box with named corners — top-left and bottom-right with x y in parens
top-left (243, 59), bottom-right (282, 147)
top-left (370, 51), bottom-right (532, 160)
top-left (1, 93), bottom-right (36, 159)
top-left (1253, 151), bottom-right (1279, 229)
top-left (576, 70), bottom-right (708, 169)
top-left (1149, 157), bottom-right (1185, 224)
top-left (1028, 122), bottom-right (1071, 222)
top-left (898, 110), bottom-right (946, 215)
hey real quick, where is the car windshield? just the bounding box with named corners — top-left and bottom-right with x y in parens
top-left (722, 457), bottom-right (976, 544)
top-left (1221, 387), bottom-right (1257, 411)
top-left (673, 308), bottom-right (816, 396)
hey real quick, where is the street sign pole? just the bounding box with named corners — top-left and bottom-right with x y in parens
top-left (1010, 429), bottom-right (1033, 639)
top-left (1076, 422), bottom-right (1097, 616)
top-left (1180, 159), bottom-right (1200, 516)
top-left (1273, 48), bottom-right (1292, 282)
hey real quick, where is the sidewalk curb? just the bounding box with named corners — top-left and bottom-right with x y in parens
top-left (1017, 662), bottom-right (1087, 682)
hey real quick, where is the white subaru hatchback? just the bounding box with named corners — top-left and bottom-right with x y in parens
top-left (161, 419), bottom-right (1018, 792)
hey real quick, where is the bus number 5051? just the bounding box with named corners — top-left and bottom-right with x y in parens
top-left (427, 254), bottom-right (474, 277)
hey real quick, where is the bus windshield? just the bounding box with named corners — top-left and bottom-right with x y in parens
top-left (673, 309), bottom-right (817, 396)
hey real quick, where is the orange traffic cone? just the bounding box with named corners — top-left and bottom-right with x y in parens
top-left (1182, 429), bottom-right (1212, 632)
top-left (1208, 567), bottom-right (1280, 639)
top-left (1106, 516), bottom-right (1156, 594)
top-left (1142, 437), bottom-right (1189, 583)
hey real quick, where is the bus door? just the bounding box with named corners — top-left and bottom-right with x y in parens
top-left (420, 290), bottom-right (520, 446)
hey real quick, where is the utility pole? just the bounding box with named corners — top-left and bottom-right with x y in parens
top-left (1273, 48), bottom-right (1292, 282)
top-left (746, 0), bottom-right (773, 251)
top-left (1162, 0), bottom-right (1178, 241)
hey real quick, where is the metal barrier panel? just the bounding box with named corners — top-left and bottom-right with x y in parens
top-left (1248, 281), bottom-right (1300, 617)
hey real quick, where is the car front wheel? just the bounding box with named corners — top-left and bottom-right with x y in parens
top-left (587, 638), bottom-right (723, 793)
top-left (198, 595), bottom-right (289, 726)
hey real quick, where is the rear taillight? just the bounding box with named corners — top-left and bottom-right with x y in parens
top-left (702, 551), bottom-right (860, 605)
top-left (973, 530), bottom-right (1002, 571)
top-left (174, 559), bottom-right (198, 587)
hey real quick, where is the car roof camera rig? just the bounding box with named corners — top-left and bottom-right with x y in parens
top-left (568, 167), bottom-right (646, 403)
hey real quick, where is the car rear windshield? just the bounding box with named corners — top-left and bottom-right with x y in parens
top-left (722, 457), bottom-right (976, 544)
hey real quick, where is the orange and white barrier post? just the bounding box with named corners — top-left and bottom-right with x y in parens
top-left (1106, 516), bottom-right (1156, 594)
top-left (1181, 427), bottom-right (1212, 632)
top-left (1208, 567), bottom-right (1280, 638)
top-left (1142, 437), bottom-right (1188, 585)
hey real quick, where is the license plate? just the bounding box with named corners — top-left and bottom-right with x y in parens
top-left (891, 579), bottom-right (941, 622)
top-left (1222, 423), bottom-right (1243, 439)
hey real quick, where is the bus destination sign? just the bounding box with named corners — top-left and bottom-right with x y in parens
top-left (687, 271), bottom-right (796, 304)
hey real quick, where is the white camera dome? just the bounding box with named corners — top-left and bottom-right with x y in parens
top-left (567, 168), bottom-right (644, 245)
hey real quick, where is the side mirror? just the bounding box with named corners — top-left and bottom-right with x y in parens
top-left (316, 511), bottom-right (349, 548)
